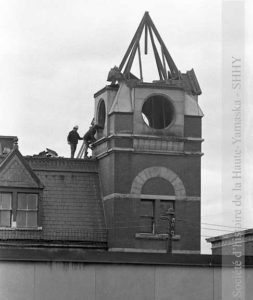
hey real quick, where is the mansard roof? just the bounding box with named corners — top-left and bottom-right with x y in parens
top-left (0, 153), bottom-right (107, 248)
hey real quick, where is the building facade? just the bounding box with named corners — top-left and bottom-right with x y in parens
top-left (207, 229), bottom-right (253, 256)
top-left (1, 11), bottom-right (253, 300)
top-left (93, 12), bottom-right (203, 253)
top-left (0, 12), bottom-right (203, 254)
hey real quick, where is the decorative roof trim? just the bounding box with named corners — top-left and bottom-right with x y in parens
top-left (0, 148), bottom-right (44, 189)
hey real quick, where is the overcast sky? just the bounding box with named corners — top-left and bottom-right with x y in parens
top-left (0, 0), bottom-right (252, 253)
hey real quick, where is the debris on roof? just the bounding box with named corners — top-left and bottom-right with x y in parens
top-left (33, 148), bottom-right (58, 158)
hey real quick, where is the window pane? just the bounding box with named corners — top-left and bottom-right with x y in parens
top-left (1, 193), bottom-right (12, 209)
top-left (17, 211), bottom-right (38, 228)
top-left (18, 193), bottom-right (38, 209)
top-left (0, 211), bottom-right (11, 227)
top-left (17, 194), bottom-right (28, 209)
top-left (158, 201), bottom-right (174, 234)
top-left (160, 200), bottom-right (174, 214)
top-left (16, 211), bottom-right (26, 228)
top-left (27, 212), bottom-right (37, 227)
top-left (27, 194), bottom-right (38, 209)
top-left (140, 200), bottom-right (154, 217)
top-left (140, 218), bottom-right (153, 233)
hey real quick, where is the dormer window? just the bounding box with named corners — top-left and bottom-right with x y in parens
top-left (0, 148), bottom-right (44, 230)
top-left (0, 191), bottom-right (40, 229)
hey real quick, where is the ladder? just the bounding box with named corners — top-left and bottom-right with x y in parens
top-left (76, 140), bottom-right (87, 158)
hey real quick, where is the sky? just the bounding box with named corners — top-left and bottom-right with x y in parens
top-left (0, 0), bottom-right (252, 253)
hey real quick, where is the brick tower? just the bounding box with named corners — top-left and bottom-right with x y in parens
top-left (93, 12), bottom-right (203, 253)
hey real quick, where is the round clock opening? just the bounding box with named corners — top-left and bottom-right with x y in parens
top-left (142, 95), bottom-right (174, 129)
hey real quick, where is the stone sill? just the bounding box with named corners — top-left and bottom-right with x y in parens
top-left (135, 233), bottom-right (168, 240)
top-left (135, 233), bottom-right (181, 241)
top-left (0, 227), bottom-right (42, 231)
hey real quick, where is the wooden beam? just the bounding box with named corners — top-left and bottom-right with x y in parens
top-left (161, 46), bottom-right (168, 80)
top-left (144, 23), bottom-right (148, 55)
top-left (137, 43), bottom-right (143, 81)
top-left (119, 13), bottom-right (147, 72)
top-left (148, 24), bottom-right (167, 80)
top-left (123, 21), bottom-right (145, 76)
top-left (147, 14), bottom-right (179, 78)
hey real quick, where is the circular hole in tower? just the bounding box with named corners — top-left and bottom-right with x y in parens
top-left (97, 99), bottom-right (106, 128)
top-left (142, 95), bottom-right (174, 129)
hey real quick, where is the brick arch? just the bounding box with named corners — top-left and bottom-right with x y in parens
top-left (131, 167), bottom-right (186, 199)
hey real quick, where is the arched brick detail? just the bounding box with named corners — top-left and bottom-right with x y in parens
top-left (131, 167), bottom-right (186, 199)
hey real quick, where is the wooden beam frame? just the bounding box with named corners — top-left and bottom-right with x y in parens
top-left (117, 12), bottom-right (179, 80)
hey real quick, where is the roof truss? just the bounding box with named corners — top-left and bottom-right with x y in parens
top-left (119, 12), bottom-right (180, 80)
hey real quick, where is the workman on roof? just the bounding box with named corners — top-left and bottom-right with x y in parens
top-left (67, 125), bottom-right (83, 158)
top-left (83, 123), bottom-right (101, 157)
